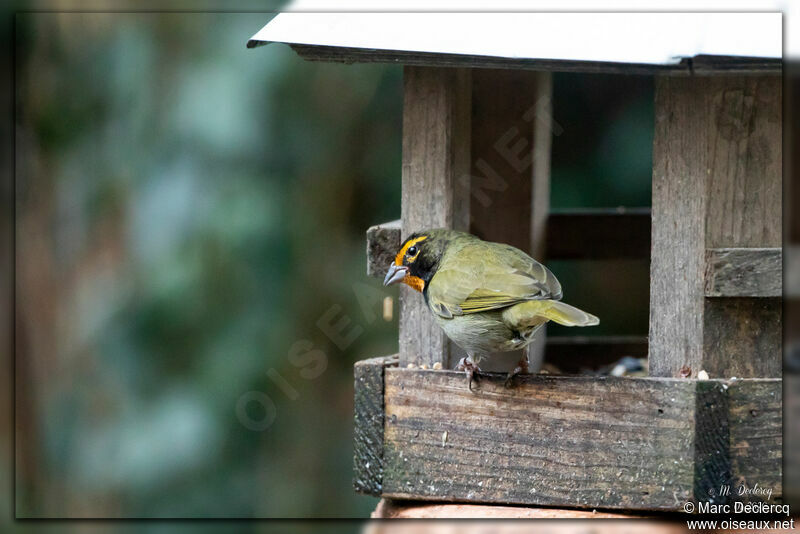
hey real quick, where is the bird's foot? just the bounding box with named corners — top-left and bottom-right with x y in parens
top-left (455, 356), bottom-right (481, 392)
top-left (504, 355), bottom-right (531, 388)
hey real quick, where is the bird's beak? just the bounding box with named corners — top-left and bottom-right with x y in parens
top-left (383, 263), bottom-right (409, 286)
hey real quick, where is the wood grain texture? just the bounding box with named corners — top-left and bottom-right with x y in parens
top-left (702, 298), bottom-right (782, 378)
top-left (705, 247), bottom-right (781, 297)
top-left (400, 67), bottom-right (471, 368)
top-left (353, 356), bottom-right (396, 495)
top-left (727, 379), bottom-right (782, 502)
top-left (704, 77), bottom-right (781, 249)
top-left (286, 44), bottom-right (782, 75)
top-left (650, 76), bottom-right (782, 379)
top-left (382, 369), bottom-right (696, 511)
top-left (366, 220), bottom-right (401, 278)
top-left (693, 380), bottom-right (731, 505)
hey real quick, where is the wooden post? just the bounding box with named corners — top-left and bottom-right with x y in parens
top-left (469, 69), bottom-right (552, 372)
top-left (399, 66), bottom-right (471, 368)
top-left (650, 76), bottom-right (782, 379)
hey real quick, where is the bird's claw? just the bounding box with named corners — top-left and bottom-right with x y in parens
top-left (455, 357), bottom-right (481, 392)
top-left (504, 356), bottom-right (530, 389)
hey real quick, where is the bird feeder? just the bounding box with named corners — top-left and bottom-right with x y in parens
top-left (249, 12), bottom-right (783, 514)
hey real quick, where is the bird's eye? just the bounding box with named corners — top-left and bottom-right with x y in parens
top-left (407, 246), bottom-right (418, 257)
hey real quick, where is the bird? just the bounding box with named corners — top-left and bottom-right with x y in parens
top-left (383, 228), bottom-right (599, 390)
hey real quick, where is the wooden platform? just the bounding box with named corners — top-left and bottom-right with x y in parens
top-left (354, 356), bottom-right (782, 512)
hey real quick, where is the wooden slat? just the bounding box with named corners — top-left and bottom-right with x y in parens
top-left (399, 66), bottom-right (471, 369)
top-left (365, 368), bottom-right (782, 511)
top-left (382, 369), bottom-right (696, 510)
top-left (727, 379), bottom-right (782, 502)
top-left (353, 356), bottom-right (396, 495)
top-left (650, 75), bottom-right (782, 379)
top-left (546, 209), bottom-right (650, 260)
top-left (289, 45), bottom-right (782, 75)
top-left (366, 211), bottom-right (650, 277)
top-left (702, 298), bottom-right (782, 378)
top-left (705, 247), bottom-right (781, 297)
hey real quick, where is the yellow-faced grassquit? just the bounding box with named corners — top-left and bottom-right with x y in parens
top-left (384, 229), bottom-right (599, 389)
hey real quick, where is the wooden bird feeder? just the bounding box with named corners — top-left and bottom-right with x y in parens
top-left (250, 12), bottom-right (783, 515)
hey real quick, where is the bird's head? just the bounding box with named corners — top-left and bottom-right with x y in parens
top-left (383, 229), bottom-right (460, 292)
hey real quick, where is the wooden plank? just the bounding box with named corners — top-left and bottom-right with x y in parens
top-left (546, 209), bottom-right (650, 260)
top-left (702, 299), bottom-right (782, 378)
top-left (693, 380), bottom-right (731, 505)
top-left (366, 211), bottom-right (650, 277)
top-left (705, 248), bottom-right (782, 297)
top-left (785, 375), bottom-right (800, 508)
top-left (366, 220), bottom-right (401, 278)
top-left (650, 76), bottom-right (782, 379)
top-left (727, 379), bottom-right (782, 502)
top-left (468, 69), bottom-right (551, 373)
top-left (382, 369), bottom-right (696, 511)
top-left (399, 66), bottom-right (471, 369)
top-left (353, 355), bottom-right (396, 496)
top-left (288, 45), bottom-right (782, 75)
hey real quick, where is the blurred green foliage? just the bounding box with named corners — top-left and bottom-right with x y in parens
top-left (16, 12), bottom-right (399, 519)
top-left (14, 11), bottom-right (653, 521)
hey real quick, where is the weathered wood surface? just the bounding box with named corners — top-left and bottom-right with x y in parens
top-left (360, 368), bottom-right (783, 510)
top-left (693, 380), bottom-right (731, 505)
top-left (702, 298), bottom-right (782, 378)
top-left (727, 379), bottom-right (782, 501)
top-left (400, 67), bottom-right (471, 368)
top-left (547, 209), bottom-right (650, 260)
top-left (382, 369), bottom-right (697, 511)
top-left (366, 211), bottom-right (651, 276)
top-left (705, 248), bottom-right (782, 298)
top-left (468, 69), bottom-right (552, 373)
top-left (287, 44), bottom-right (782, 75)
top-left (366, 220), bottom-right (401, 278)
top-left (353, 355), bottom-right (396, 496)
top-left (650, 75), bottom-right (782, 379)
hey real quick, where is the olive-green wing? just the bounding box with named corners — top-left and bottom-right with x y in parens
top-left (427, 240), bottom-right (562, 319)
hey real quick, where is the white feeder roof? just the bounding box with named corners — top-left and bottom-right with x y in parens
top-left (248, 12), bottom-right (781, 73)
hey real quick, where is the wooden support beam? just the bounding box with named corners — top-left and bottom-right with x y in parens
top-left (353, 355), bottom-right (396, 496)
top-left (705, 247), bottom-right (781, 297)
top-left (287, 44), bottom-right (782, 75)
top-left (400, 66), bottom-right (471, 369)
top-left (650, 75), bottom-right (782, 379)
top-left (355, 366), bottom-right (782, 511)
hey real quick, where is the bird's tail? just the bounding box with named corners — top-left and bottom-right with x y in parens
top-left (503, 300), bottom-right (599, 328)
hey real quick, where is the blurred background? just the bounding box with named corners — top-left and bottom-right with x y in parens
top-left (11, 8), bottom-right (659, 521)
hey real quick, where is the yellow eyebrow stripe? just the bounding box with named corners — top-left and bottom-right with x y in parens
top-left (395, 235), bottom-right (428, 265)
